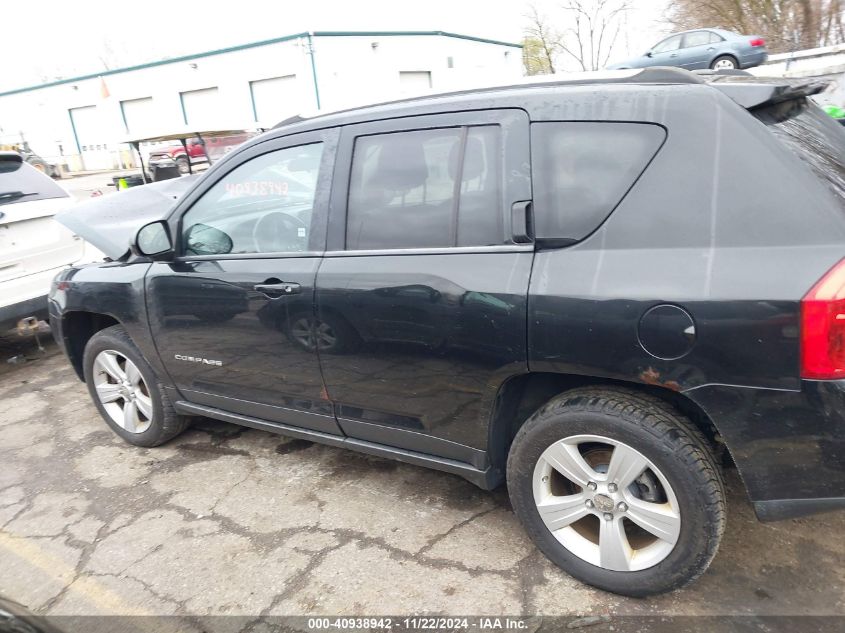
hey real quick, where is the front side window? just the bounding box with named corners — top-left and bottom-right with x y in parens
top-left (653, 35), bottom-right (682, 53)
top-left (181, 143), bottom-right (323, 255)
top-left (346, 126), bottom-right (503, 250)
top-left (531, 122), bottom-right (666, 242)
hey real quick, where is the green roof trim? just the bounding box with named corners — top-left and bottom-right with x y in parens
top-left (0, 31), bottom-right (522, 98)
top-left (313, 30), bottom-right (523, 49)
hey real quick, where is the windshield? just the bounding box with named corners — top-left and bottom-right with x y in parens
top-left (0, 159), bottom-right (68, 206)
top-left (754, 98), bottom-right (845, 199)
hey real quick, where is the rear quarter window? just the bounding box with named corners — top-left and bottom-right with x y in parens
top-left (531, 122), bottom-right (666, 242)
top-left (0, 160), bottom-right (68, 206)
top-left (753, 98), bottom-right (845, 200)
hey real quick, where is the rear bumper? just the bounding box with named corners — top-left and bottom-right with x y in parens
top-left (686, 379), bottom-right (845, 521)
top-left (0, 294), bottom-right (48, 331)
top-left (740, 49), bottom-right (768, 68)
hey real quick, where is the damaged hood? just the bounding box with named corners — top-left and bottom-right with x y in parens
top-left (55, 176), bottom-right (200, 259)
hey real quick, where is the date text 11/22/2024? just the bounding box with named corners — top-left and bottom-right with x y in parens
top-left (306, 618), bottom-right (533, 630)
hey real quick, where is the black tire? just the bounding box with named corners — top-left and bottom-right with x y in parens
top-left (507, 387), bottom-right (725, 596)
top-left (83, 325), bottom-right (190, 447)
top-left (176, 156), bottom-right (190, 174)
top-left (710, 55), bottom-right (738, 70)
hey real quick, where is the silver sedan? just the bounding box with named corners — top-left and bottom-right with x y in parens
top-left (608, 28), bottom-right (768, 71)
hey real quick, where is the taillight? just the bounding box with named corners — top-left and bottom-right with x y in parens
top-left (801, 258), bottom-right (845, 379)
top-left (750, 38), bottom-right (766, 47)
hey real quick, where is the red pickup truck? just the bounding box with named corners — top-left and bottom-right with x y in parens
top-left (147, 133), bottom-right (251, 174)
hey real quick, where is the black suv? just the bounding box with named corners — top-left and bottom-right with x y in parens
top-left (50, 68), bottom-right (845, 596)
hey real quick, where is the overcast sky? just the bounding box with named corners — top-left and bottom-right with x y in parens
top-left (2, 0), bottom-right (671, 91)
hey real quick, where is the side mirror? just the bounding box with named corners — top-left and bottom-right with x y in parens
top-left (134, 220), bottom-right (173, 259)
top-left (183, 223), bottom-right (233, 256)
top-left (645, 51), bottom-right (653, 57)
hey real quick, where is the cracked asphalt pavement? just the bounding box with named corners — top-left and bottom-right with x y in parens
top-left (1, 333), bottom-right (844, 629)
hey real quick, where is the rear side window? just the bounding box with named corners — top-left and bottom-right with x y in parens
top-left (684, 31), bottom-right (712, 48)
top-left (346, 126), bottom-right (503, 250)
top-left (754, 98), bottom-right (845, 199)
top-left (531, 122), bottom-right (666, 241)
top-left (0, 160), bottom-right (68, 207)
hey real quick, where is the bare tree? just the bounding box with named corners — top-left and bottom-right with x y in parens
top-left (523, 1), bottom-right (633, 73)
top-left (559, 0), bottom-right (632, 71)
top-left (524, 3), bottom-right (562, 74)
top-left (667, 0), bottom-right (845, 53)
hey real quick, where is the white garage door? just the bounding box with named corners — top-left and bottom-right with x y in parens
top-left (250, 75), bottom-right (297, 126)
top-left (121, 97), bottom-right (156, 137)
top-left (180, 87), bottom-right (220, 129)
top-left (399, 71), bottom-right (432, 95)
top-left (69, 105), bottom-right (111, 171)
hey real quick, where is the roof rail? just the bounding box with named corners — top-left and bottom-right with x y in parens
top-left (272, 66), bottom-right (705, 128)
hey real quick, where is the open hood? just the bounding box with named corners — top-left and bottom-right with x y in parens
top-left (54, 176), bottom-right (200, 260)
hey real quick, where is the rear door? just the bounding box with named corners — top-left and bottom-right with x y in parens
top-left (315, 110), bottom-right (533, 463)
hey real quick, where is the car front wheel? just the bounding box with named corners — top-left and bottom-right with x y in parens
top-left (83, 325), bottom-right (190, 447)
top-left (507, 387), bottom-right (725, 596)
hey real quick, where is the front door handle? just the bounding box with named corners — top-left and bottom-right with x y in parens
top-left (254, 281), bottom-right (301, 297)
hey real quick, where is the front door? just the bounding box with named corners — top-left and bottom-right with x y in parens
top-left (147, 128), bottom-right (342, 435)
top-left (679, 31), bottom-right (715, 69)
top-left (315, 111), bottom-right (534, 463)
top-left (648, 34), bottom-right (683, 67)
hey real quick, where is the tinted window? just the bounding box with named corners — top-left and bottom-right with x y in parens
top-left (346, 126), bottom-right (503, 250)
top-left (531, 122), bottom-right (666, 241)
top-left (684, 31), bottom-right (712, 48)
top-left (755, 98), bottom-right (845, 200)
top-left (0, 160), bottom-right (68, 207)
top-left (653, 35), bottom-right (682, 53)
top-left (182, 143), bottom-right (323, 255)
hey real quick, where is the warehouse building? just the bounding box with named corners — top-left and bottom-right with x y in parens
top-left (0, 31), bottom-right (522, 172)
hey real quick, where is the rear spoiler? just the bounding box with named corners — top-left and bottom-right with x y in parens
top-left (704, 74), bottom-right (829, 110)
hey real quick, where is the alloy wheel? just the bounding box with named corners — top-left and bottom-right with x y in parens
top-left (713, 58), bottom-right (736, 70)
top-left (532, 434), bottom-right (681, 572)
top-left (290, 317), bottom-right (337, 351)
top-left (92, 350), bottom-right (153, 433)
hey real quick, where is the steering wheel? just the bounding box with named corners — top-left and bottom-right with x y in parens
top-left (252, 212), bottom-right (308, 253)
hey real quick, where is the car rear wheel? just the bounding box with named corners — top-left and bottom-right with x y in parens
top-left (711, 56), bottom-right (738, 70)
top-left (83, 325), bottom-right (190, 447)
top-left (507, 387), bottom-right (725, 596)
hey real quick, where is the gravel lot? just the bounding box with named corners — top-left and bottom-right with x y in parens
top-left (1, 332), bottom-right (843, 632)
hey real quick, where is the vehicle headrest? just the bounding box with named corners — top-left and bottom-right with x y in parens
top-left (372, 135), bottom-right (429, 193)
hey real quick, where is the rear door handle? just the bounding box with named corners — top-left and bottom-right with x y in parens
top-left (511, 200), bottom-right (533, 244)
top-left (254, 281), bottom-right (301, 297)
